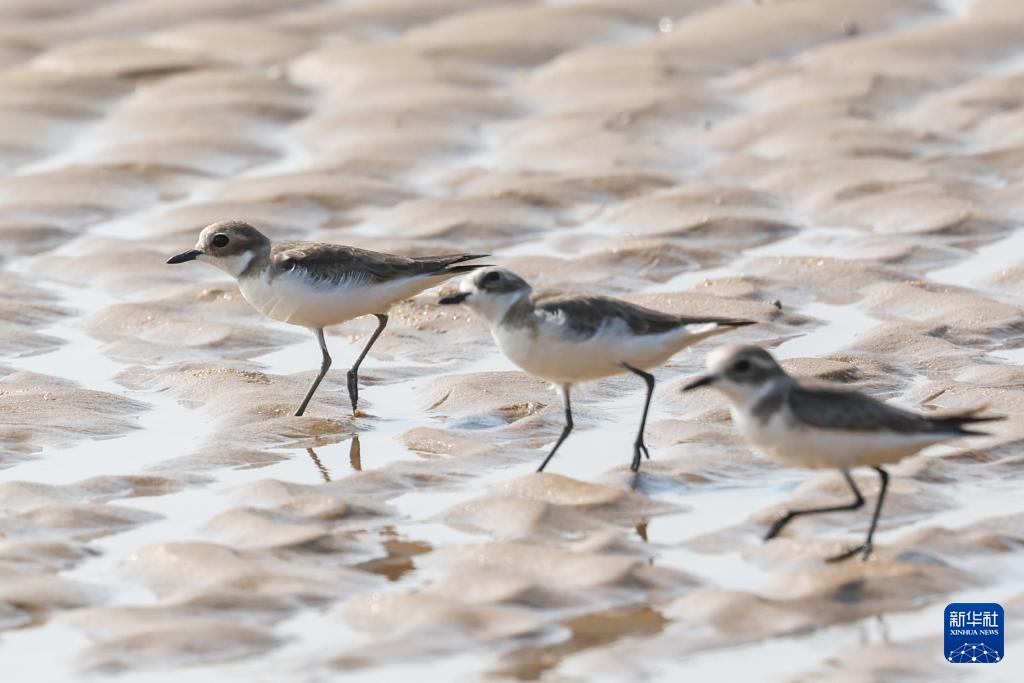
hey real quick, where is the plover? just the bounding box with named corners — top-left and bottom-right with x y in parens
top-left (683, 345), bottom-right (1001, 561)
top-left (439, 268), bottom-right (754, 472)
top-left (168, 220), bottom-right (487, 416)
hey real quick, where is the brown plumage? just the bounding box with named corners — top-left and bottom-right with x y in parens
top-left (167, 219), bottom-right (488, 416)
top-left (441, 267), bottom-right (758, 474)
top-left (265, 242), bottom-right (487, 286)
top-left (787, 386), bottom-right (1000, 435)
top-left (528, 292), bottom-right (755, 339)
top-left (687, 344), bottom-right (1003, 562)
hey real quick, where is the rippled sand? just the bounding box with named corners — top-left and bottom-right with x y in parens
top-left (1, 0), bottom-right (1023, 680)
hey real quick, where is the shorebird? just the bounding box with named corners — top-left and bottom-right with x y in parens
top-left (439, 268), bottom-right (754, 472)
top-left (168, 220), bottom-right (487, 416)
top-left (683, 345), bottom-right (1001, 561)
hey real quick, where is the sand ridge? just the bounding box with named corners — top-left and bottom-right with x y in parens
top-left (0, 0), bottom-right (1021, 680)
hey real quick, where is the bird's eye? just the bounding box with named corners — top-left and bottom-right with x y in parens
top-left (211, 234), bottom-right (229, 248)
top-left (483, 271), bottom-right (501, 284)
top-left (733, 359), bottom-right (751, 373)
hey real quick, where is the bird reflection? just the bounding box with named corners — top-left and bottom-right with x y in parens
top-left (352, 525), bottom-right (432, 582)
top-left (305, 436), bottom-right (362, 482)
top-left (859, 614), bottom-right (891, 646)
top-left (349, 435), bottom-right (361, 471)
top-left (306, 448), bottom-right (331, 482)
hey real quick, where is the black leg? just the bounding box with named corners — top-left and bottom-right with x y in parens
top-left (537, 385), bottom-right (573, 472)
top-left (827, 466), bottom-right (889, 563)
top-left (622, 363), bottom-right (655, 472)
top-left (347, 314), bottom-right (388, 414)
top-left (295, 328), bottom-right (331, 417)
top-left (764, 469), bottom-right (864, 541)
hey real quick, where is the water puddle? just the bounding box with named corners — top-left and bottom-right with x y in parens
top-left (1, 3), bottom-right (1022, 679)
top-left (929, 227), bottom-right (1024, 289)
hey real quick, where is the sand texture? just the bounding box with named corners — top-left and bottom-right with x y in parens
top-left (0, 0), bottom-right (1022, 680)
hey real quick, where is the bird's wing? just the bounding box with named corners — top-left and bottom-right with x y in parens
top-left (272, 242), bottom-right (484, 285)
top-left (789, 385), bottom-right (939, 434)
top-left (532, 292), bottom-right (753, 339)
top-left (531, 293), bottom-right (687, 338)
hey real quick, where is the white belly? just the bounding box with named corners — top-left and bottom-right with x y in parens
top-left (492, 319), bottom-right (698, 384)
top-left (238, 271), bottom-right (447, 328)
top-left (732, 406), bottom-right (944, 470)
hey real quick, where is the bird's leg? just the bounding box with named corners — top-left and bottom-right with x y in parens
top-left (294, 328), bottom-right (331, 417)
top-left (764, 469), bottom-right (865, 541)
top-left (622, 363), bottom-right (655, 472)
top-left (346, 314), bottom-right (388, 414)
top-left (827, 466), bottom-right (889, 562)
top-left (537, 385), bottom-right (573, 472)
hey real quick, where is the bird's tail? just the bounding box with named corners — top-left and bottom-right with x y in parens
top-left (678, 316), bottom-right (756, 329)
top-left (443, 253), bottom-right (489, 265)
top-left (677, 318), bottom-right (755, 348)
top-left (445, 262), bottom-right (493, 274)
top-left (422, 254), bottom-right (491, 274)
top-left (930, 409), bottom-right (1005, 436)
top-left (710, 318), bottom-right (757, 329)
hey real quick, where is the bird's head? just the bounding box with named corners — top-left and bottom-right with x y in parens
top-left (683, 345), bottom-right (788, 405)
top-left (167, 220), bottom-right (271, 277)
top-left (439, 267), bottom-right (532, 323)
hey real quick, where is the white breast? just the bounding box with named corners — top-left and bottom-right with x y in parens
top-left (238, 270), bottom-right (448, 329)
top-left (731, 404), bottom-right (947, 470)
top-left (492, 322), bottom-right (615, 383)
top-left (491, 317), bottom-right (706, 384)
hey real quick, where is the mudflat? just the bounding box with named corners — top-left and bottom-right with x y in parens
top-left (0, 1), bottom-right (1021, 680)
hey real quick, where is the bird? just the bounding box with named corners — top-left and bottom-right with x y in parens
top-left (439, 268), bottom-right (754, 473)
top-left (168, 220), bottom-right (487, 416)
top-left (683, 345), bottom-right (1002, 561)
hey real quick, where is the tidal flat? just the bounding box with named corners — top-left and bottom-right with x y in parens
top-left (0, 1), bottom-right (1022, 681)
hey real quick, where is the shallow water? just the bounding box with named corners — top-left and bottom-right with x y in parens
top-left (1, 0), bottom-right (1024, 681)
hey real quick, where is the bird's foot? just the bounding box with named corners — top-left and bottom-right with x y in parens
top-left (630, 441), bottom-right (649, 472)
top-left (346, 370), bottom-right (359, 414)
top-left (826, 542), bottom-right (873, 563)
top-left (763, 513), bottom-right (794, 541)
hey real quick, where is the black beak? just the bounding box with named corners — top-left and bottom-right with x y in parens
top-left (439, 292), bottom-right (470, 305)
top-left (683, 374), bottom-right (716, 391)
top-left (167, 249), bottom-right (201, 264)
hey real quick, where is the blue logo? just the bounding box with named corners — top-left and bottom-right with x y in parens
top-left (945, 603), bottom-right (1003, 664)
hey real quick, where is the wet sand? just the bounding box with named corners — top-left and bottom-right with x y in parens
top-left (0, 0), bottom-right (1023, 680)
